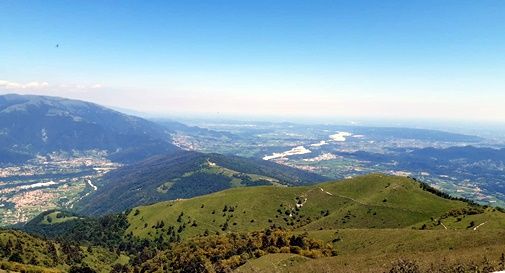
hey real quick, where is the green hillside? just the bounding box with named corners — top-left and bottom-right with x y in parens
top-left (77, 151), bottom-right (327, 216)
top-left (0, 229), bottom-right (124, 273)
top-left (15, 174), bottom-right (505, 273)
top-left (236, 228), bottom-right (505, 272)
top-left (126, 174), bottom-right (496, 241)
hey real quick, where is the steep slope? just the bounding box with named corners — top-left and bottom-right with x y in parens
top-left (0, 94), bottom-right (179, 163)
top-left (0, 148), bottom-right (32, 164)
top-left (76, 151), bottom-right (328, 216)
top-left (0, 229), bottom-right (123, 273)
top-left (125, 174), bottom-right (504, 240)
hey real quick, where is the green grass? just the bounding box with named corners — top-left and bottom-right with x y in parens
top-left (0, 260), bottom-right (62, 273)
top-left (317, 174), bottom-right (464, 215)
top-left (0, 230), bottom-right (119, 273)
top-left (0, 230), bottom-right (60, 269)
top-left (39, 211), bottom-right (79, 225)
top-left (202, 161), bottom-right (283, 187)
top-left (155, 161), bottom-right (283, 194)
top-left (305, 228), bottom-right (505, 254)
top-left (235, 229), bottom-right (505, 272)
top-left (11, 174), bottom-right (505, 273)
top-left (422, 207), bottom-right (505, 230)
top-left (236, 245), bottom-right (505, 273)
top-left (234, 253), bottom-right (310, 273)
top-left (127, 185), bottom-right (307, 238)
top-left (126, 174), bottom-right (501, 241)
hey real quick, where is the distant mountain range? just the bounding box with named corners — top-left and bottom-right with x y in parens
top-left (410, 146), bottom-right (505, 161)
top-left (339, 145), bottom-right (505, 165)
top-left (0, 94), bottom-right (179, 163)
top-left (76, 151), bottom-right (328, 216)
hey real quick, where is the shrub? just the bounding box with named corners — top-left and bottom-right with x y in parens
top-left (69, 265), bottom-right (97, 273)
top-left (290, 246), bottom-right (303, 254)
top-left (302, 249), bottom-right (322, 258)
top-left (8, 252), bottom-right (24, 263)
top-left (266, 246), bottom-right (279, 253)
top-left (279, 247), bottom-right (290, 253)
top-left (389, 259), bottom-right (420, 273)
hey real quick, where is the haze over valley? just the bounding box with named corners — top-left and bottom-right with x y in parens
top-left (1, 1), bottom-right (505, 272)
top-left (1, 94), bottom-right (505, 227)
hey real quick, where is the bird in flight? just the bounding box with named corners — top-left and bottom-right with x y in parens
top-left (56, 44), bottom-right (59, 48)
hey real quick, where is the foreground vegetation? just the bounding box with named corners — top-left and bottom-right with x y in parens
top-left (126, 174), bottom-right (504, 241)
top-left (2, 174), bottom-right (505, 272)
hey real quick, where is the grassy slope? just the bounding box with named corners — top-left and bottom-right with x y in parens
top-left (39, 211), bottom-right (80, 225)
top-left (236, 229), bottom-right (505, 272)
top-left (16, 174), bottom-right (505, 272)
top-left (0, 230), bottom-right (60, 270)
top-left (0, 230), bottom-right (122, 273)
top-left (128, 186), bottom-right (307, 238)
top-left (234, 176), bottom-right (505, 272)
top-left (296, 174), bottom-right (466, 230)
top-left (0, 262), bottom-right (62, 273)
top-left (157, 161), bottom-right (285, 193)
top-left (78, 152), bottom-right (327, 216)
top-left (234, 253), bottom-right (310, 273)
top-left (127, 174), bottom-right (499, 241)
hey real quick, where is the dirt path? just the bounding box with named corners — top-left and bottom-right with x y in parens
top-left (319, 187), bottom-right (334, 196)
top-left (319, 187), bottom-right (366, 205)
top-left (473, 221), bottom-right (488, 230)
top-left (316, 187), bottom-right (429, 216)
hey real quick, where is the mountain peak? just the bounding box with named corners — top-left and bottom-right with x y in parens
top-left (0, 93), bottom-right (179, 164)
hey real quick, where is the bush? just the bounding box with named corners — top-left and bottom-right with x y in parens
top-left (266, 246), bottom-right (279, 253)
top-left (290, 246), bottom-right (303, 254)
top-left (279, 247), bottom-right (290, 253)
top-left (389, 259), bottom-right (420, 273)
top-left (254, 250), bottom-right (266, 258)
top-left (302, 249), bottom-right (322, 258)
top-left (8, 252), bottom-right (24, 263)
top-left (69, 265), bottom-right (97, 273)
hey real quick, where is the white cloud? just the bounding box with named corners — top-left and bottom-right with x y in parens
top-left (0, 80), bottom-right (103, 92)
top-left (0, 80), bottom-right (49, 90)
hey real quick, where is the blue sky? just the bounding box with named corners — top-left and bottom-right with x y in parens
top-left (1, 1), bottom-right (504, 122)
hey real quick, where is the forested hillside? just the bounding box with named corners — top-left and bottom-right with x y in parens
top-left (76, 151), bottom-right (327, 216)
top-left (0, 94), bottom-right (179, 164)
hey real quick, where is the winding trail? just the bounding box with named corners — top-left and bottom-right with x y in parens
top-left (316, 187), bottom-right (430, 216)
top-left (319, 187), bottom-right (333, 196)
top-left (473, 221), bottom-right (487, 231)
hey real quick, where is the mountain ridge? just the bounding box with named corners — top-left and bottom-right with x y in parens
top-left (0, 93), bottom-right (180, 163)
top-left (75, 151), bottom-right (329, 216)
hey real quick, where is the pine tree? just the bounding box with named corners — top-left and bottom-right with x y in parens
top-left (4, 239), bottom-right (14, 256)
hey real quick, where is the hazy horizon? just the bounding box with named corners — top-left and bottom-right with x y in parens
top-left (2, 1), bottom-right (505, 123)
